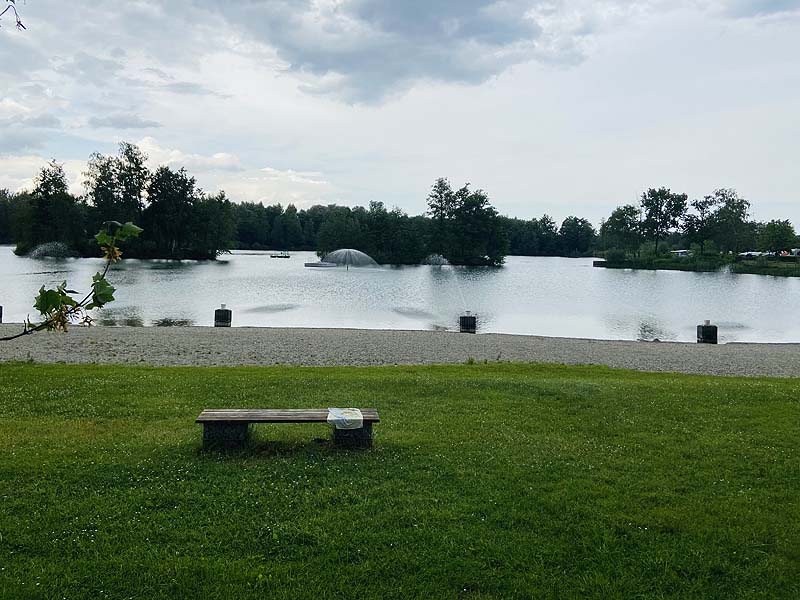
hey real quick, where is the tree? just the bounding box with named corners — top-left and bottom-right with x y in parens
top-left (757, 220), bottom-right (796, 252)
top-left (142, 166), bottom-right (198, 258)
top-left (559, 216), bottom-right (596, 256)
top-left (535, 215), bottom-right (560, 256)
top-left (189, 192), bottom-right (236, 258)
top-left (84, 142), bottom-right (151, 234)
top-left (282, 204), bottom-right (304, 249)
top-left (426, 178), bottom-right (456, 256)
top-left (683, 195), bottom-right (718, 254)
top-left (15, 161), bottom-right (86, 255)
top-left (709, 189), bottom-right (752, 253)
top-left (600, 205), bottom-right (641, 255)
top-left (640, 187), bottom-right (688, 252)
top-left (447, 184), bottom-right (508, 265)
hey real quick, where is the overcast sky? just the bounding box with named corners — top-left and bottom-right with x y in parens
top-left (1, 0), bottom-right (798, 226)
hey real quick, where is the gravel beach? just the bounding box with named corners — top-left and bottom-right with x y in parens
top-left (1, 324), bottom-right (798, 377)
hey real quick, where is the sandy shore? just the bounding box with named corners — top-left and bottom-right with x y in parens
top-left (1, 324), bottom-right (798, 377)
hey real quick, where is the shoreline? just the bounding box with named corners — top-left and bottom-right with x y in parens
top-left (1, 324), bottom-right (798, 377)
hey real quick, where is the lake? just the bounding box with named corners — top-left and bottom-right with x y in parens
top-left (1, 246), bottom-right (798, 342)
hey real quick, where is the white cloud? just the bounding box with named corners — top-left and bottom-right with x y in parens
top-left (136, 137), bottom-right (244, 172)
top-left (89, 114), bottom-right (161, 129)
top-left (0, 155), bottom-right (85, 196)
top-left (219, 167), bottom-right (334, 207)
top-left (0, 97), bottom-right (30, 117)
top-left (0, 0), bottom-right (798, 226)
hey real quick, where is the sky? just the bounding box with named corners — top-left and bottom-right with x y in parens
top-left (0, 0), bottom-right (798, 226)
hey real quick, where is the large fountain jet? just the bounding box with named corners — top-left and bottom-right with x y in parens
top-left (322, 249), bottom-right (379, 268)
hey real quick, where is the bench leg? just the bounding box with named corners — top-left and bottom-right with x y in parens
top-left (203, 422), bottom-right (250, 449)
top-left (333, 423), bottom-right (373, 449)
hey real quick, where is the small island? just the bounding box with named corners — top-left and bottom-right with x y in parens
top-left (594, 187), bottom-right (800, 277)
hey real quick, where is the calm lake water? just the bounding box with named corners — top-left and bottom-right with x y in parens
top-left (1, 246), bottom-right (798, 342)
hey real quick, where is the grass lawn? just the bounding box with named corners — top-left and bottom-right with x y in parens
top-left (1, 362), bottom-right (798, 599)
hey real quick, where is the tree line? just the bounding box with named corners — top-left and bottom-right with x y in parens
top-left (0, 143), bottom-right (600, 265)
top-left (599, 187), bottom-right (798, 257)
top-left (1, 143), bottom-right (235, 260)
top-left (2, 143), bottom-right (796, 265)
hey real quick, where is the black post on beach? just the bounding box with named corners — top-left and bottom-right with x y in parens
top-left (0, 305), bottom-right (3, 324)
top-left (459, 311), bottom-right (477, 334)
top-left (697, 319), bottom-right (718, 344)
top-left (214, 304), bottom-right (232, 327)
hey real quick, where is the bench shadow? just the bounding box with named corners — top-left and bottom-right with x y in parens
top-left (196, 436), bottom-right (379, 458)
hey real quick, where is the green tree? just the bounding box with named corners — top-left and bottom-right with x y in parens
top-left (709, 189), bottom-right (753, 253)
top-left (0, 189), bottom-right (14, 243)
top-left (316, 208), bottom-right (362, 255)
top-left (282, 204), bottom-right (304, 249)
top-left (535, 215), bottom-right (560, 256)
top-left (600, 205), bottom-right (641, 255)
top-left (683, 195), bottom-right (718, 254)
top-left (559, 216), bottom-right (596, 256)
top-left (84, 143), bottom-right (150, 226)
top-left (426, 178), bottom-right (456, 256)
top-left (757, 220), bottom-right (796, 252)
top-left (15, 161), bottom-right (86, 255)
top-left (189, 192), bottom-right (236, 258)
top-left (640, 187), bottom-right (688, 253)
top-left (142, 166), bottom-right (198, 258)
top-left (447, 184), bottom-right (508, 266)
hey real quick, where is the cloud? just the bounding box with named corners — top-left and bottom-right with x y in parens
top-left (89, 114), bottom-right (161, 129)
top-left (193, 0), bottom-right (591, 102)
top-left (136, 137), bottom-right (244, 172)
top-left (0, 155), bottom-right (85, 195)
top-left (0, 96), bottom-right (30, 116)
top-left (54, 51), bottom-right (125, 85)
top-left (0, 108), bottom-right (62, 152)
top-left (723, 0), bottom-right (800, 18)
top-left (160, 81), bottom-right (227, 97)
top-left (220, 167), bottom-right (333, 207)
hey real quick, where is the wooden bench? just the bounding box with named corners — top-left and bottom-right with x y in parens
top-left (196, 408), bottom-right (380, 449)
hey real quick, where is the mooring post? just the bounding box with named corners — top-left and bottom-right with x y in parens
top-left (697, 319), bottom-right (718, 344)
top-left (214, 303), bottom-right (232, 327)
top-left (459, 311), bottom-right (477, 334)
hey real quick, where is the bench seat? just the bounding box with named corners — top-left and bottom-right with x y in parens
top-left (197, 408), bottom-right (380, 449)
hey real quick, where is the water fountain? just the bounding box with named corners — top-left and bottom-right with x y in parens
top-left (423, 254), bottom-right (450, 266)
top-left (321, 249), bottom-right (379, 269)
top-left (27, 242), bottom-right (73, 259)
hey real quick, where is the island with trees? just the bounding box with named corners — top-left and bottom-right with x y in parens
top-left (1, 142), bottom-right (798, 272)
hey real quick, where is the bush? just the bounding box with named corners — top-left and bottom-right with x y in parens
top-left (604, 248), bottom-right (627, 264)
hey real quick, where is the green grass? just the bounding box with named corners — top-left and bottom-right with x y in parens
top-left (597, 255), bottom-right (729, 273)
top-left (730, 260), bottom-right (800, 277)
top-left (1, 363), bottom-right (798, 599)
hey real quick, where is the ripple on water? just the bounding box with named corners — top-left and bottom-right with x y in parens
top-left (244, 304), bottom-right (300, 314)
top-left (392, 307), bottom-right (436, 319)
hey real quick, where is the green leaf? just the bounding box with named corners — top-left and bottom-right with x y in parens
top-left (95, 231), bottom-right (113, 246)
top-left (118, 222), bottom-right (143, 241)
top-left (103, 220), bottom-right (123, 231)
top-left (91, 275), bottom-right (116, 307)
top-left (33, 287), bottom-right (62, 315)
